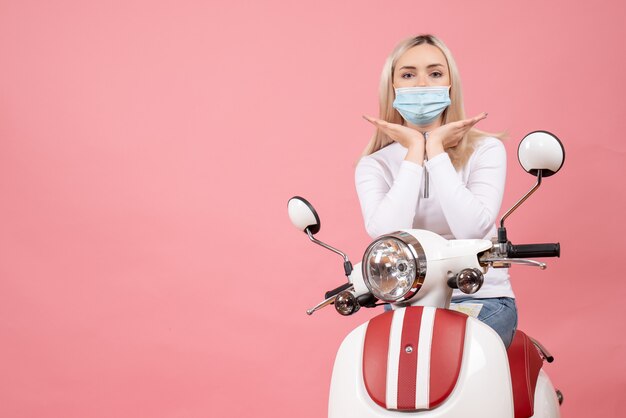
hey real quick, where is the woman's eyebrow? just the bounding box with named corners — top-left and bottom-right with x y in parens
top-left (398, 63), bottom-right (445, 70)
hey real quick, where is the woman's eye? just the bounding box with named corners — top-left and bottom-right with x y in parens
top-left (401, 73), bottom-right (415, 79)
top-left (430, 71), bottom-right (443, 78)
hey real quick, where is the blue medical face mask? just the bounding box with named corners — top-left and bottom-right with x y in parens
top-left (392, 86), bottom-right (451, 126)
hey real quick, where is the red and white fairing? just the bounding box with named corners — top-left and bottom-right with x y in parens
top-left (329, 229), bottom-right (560, 418)
top-left (329, 307), bottom-right (514, 417)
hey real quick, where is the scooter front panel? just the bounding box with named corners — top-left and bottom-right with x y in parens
top-left (362, 307), bottom-right (467, 411)
top-left (329, 310), bottom-right (514, 418)
top-left (362, 307), bottom-right (393, 408)
top-left (429, 308), bottom-right (468, 405)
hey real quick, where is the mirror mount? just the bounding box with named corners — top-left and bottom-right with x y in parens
top-left (305, 228), bottom-right (353, 276)
top-left (288, 196), bottom-right (353, 276)
top-left (498, 169), bottom-right (543, 244)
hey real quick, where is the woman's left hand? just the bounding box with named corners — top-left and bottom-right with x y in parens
top-left (426, 112), bottom-right (488, 158)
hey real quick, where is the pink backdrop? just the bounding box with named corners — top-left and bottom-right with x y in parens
top-left (1, 1), bottom-right (624, 417)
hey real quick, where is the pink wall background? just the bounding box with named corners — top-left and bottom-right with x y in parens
top-left (1, 0), bottom-right (624, 417)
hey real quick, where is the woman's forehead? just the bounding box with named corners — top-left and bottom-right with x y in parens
top-left (396, 44), bottom-right (447, 68)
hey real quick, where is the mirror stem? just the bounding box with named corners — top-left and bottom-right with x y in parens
top-left (499, 169), bottom-right (543, 229)
top-left (306, 228), bottom-right (353, 276)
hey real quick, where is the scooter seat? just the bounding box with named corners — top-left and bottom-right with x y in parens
top-left (507, 330), bottom-right (544, 418)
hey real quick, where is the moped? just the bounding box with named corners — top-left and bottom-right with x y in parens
top-left (288, 131), bottom-right (565, 417)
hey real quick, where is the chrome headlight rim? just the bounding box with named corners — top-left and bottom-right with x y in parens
top-left (361, 231), bottom-right (427, 303)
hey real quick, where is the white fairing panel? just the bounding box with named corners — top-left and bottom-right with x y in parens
top-left (531, 370), bottom-right (561, 418)
top-left (329, 317), bottom-right (514, 418)
top-left (348, 262), bottom-right (369, 297)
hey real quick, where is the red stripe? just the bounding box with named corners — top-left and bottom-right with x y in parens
top-left (397, 307), bottom-right (424, 409)
top-left (362, 311), bottom-right (393, 408)
top-left (507, 330), bottom-right (543, 418)
top-left (429, 309), bottom-right (467, 407)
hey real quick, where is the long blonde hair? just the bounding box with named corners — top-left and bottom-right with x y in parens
top-left (362, 34), bottom-right (504, 169)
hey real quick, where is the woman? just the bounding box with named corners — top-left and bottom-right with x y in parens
top-left (356, 34), bottom-right (517, 347)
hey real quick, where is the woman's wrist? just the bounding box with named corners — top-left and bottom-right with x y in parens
top-left (405, 142), bottom-right (425, 165)
top-left (426, 138), bottom-right (445, 159)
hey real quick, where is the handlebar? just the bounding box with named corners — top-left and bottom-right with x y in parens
top-left (325, 282), bottom-right (353, 299)
top-left (507, 243), bottom-right (560, 258)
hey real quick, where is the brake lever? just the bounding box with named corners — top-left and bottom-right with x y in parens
top-left (482, 257), bottom-right (547, 270)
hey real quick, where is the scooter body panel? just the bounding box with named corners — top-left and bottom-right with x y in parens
top-left (530, 370), bottom-right (561, 418)
top-left (329, 314), bottom-right (514, 418)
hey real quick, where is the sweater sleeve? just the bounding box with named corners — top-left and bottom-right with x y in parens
top-left (355, 157), bottom-right (424, 238)
top-left (424, 138), bottom-right (506, 239)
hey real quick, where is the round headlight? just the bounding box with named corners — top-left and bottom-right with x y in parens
top-left (362, 232), bottom-right (427, 302)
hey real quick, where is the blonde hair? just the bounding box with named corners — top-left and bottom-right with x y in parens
top-left (362, 34), bottom-right (505, 169)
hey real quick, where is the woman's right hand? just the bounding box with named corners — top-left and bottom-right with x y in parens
top-left (363, 115), bottom-right (425, 164)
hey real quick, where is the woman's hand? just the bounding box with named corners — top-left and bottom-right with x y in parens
top-left (426, 112), bottom-right (488, 158)
top-left (363, 115), bottom-right (425, 164)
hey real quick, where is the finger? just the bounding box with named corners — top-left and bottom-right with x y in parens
top-left (363, 115), bottom-right (388, 125)
top-left (362, 115), bottom-right (378, 126)
top-left (457, 112), bottom-right (487, 130)
top-left (472, 112), bottom-right (488, 123)
top-left (363, 115), bottom-right (390, 129)
top-left (375, 120), bottom-right (393, 130)
top-left (455, 119), bottom-right (474, 129)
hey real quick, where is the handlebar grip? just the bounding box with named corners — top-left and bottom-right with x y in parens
top-left (507, 243), bottom-right (560, 258)
top-left (325, 282), bottom-right (352, 299)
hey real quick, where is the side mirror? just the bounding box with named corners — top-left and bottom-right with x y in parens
top-left (518, 131), bottom-right (565, 177)
top-left (287, 196), bottom-right (353, 282)
top-left (288, 196), bottom-right (321, 235)
top-left (498, 130), bottom-right (565, 244)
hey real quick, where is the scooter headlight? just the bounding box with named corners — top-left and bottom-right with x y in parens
top-left (362, 232), bottom-right (427, 302)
